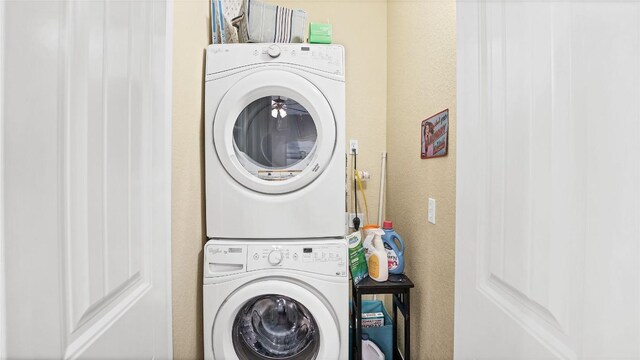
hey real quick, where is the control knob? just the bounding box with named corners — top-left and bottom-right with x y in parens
top-left (268, 250), bottom-right (283, 265)
top-left (267, 45), bottom-right (281, 58)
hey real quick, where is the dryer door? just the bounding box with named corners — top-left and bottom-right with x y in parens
top-left (213, 70), bottom-right (336, 194)
top-left (211, 279), bottom-right (341, 360)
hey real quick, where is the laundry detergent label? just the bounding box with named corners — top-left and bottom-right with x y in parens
top-left (384, 243), bottom-right (399, 271)
top-left (368, 256), bottom-right (380, 278)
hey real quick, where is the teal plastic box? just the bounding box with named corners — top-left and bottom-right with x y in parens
top-left (349, 300), bottom-right (393, 360)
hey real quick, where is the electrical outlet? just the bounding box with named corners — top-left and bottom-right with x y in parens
top-left (428, 198), bottom-right (436, 224)
top-left (347, 212), bottom-right (364, 228)
top-left (355, 170), bottom-right (371, 181)
top-left (349, 139), bottom-right (359, 154)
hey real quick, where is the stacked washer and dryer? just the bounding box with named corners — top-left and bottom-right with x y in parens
top-left (203, 44), bottom-right (349, 360)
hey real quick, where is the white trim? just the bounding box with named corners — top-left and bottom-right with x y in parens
top-left (163, 0), bottom-right (173, 358)
top-left (0, 0), bottom-right (6, 357)
top-left (0, 0), bottom-right (7, 357)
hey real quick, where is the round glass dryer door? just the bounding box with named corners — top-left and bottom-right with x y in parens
top-left (233, 96), bottom-right (317, 180)
top-left (232, 295), bottom-right (320, 360)
top-left (213, 70), bottom-right (336, 194)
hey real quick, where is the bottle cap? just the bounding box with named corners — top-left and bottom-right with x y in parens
top-left (361, 334), bottom-right (369, 340)
top-left (383, 220), bottom-right (393, 229)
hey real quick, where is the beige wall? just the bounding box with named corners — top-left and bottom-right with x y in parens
top-left (386, 0), bottom-right (457, 359)
top-left (173, 1), bottom-right (209, 359)
top-left (172, 1), bottom-right (387, 359)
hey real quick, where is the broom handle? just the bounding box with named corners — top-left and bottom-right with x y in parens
top-left (377, 152), bottom-right (387, 227)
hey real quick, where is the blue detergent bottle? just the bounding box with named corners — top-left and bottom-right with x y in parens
top-left (381, 221), bottom-right (405, 274)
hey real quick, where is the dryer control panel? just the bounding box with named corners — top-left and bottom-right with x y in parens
top-left (204, 240), bottom-right (347, 278)
top-left (206, 44), bottom-right (345, 77)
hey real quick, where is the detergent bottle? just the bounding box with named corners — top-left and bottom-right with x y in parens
top-left (381, 221), bottom-right (405, 275)
top-left (367, 228), bottom-right (388, 282)
top-left (361, 225), bottom-right (381, 261)
top-left (361, 334), bottom-right (385, 360)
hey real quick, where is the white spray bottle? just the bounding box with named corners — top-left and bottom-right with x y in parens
top-left (367, 228), bottom-right (388, 282)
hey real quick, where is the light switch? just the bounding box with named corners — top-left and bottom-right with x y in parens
top-left (428, 198), bottom-right (436, 224)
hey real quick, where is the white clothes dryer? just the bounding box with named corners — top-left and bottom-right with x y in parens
top-left (203, 238), bottom-right (349, 360)
top-left (204, 44), bottom-right (345, 239)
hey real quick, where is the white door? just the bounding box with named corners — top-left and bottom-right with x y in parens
top-left (456, 1), bottom-right (640, 358)
top-left (0, 1), bottom-right (172, 359)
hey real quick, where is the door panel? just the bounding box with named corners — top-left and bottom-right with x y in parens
top-left (1, 1), bottom-right (172, 358)
top-left (456, 1), bottom-right (640, 358)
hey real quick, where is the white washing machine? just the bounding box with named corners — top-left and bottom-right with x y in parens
top-left (204, 44), bottom-right (345, 239)
top-left (203, 238), bottom-right (349, 360)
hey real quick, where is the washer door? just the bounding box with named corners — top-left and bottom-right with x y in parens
top-left (213, 70), bottom-right (336, 194)
top-left (212, 279), bottom-right (340, 360)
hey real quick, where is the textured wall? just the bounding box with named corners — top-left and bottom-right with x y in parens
top-left (386, 0), bottom-right (457, 359)
top-left (172, 1), bottom-right (387, 358)
top-left (172, 1), bottom-right (209, 359)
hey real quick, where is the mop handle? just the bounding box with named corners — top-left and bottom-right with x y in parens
top-left (377, 152), bottom-right (387, 227)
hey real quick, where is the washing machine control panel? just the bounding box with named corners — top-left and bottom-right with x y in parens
top-left (247, 244), bottom-right (347, 277)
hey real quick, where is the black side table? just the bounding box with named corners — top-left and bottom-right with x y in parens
top-left (351, 274), bottom-right (414, 360)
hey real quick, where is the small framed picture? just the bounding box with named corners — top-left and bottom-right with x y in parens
top-left (421, 109), bottom-right (449, 159)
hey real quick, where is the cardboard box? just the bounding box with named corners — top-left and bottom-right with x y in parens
top-left (362, 312), bottom-right (385, 328)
